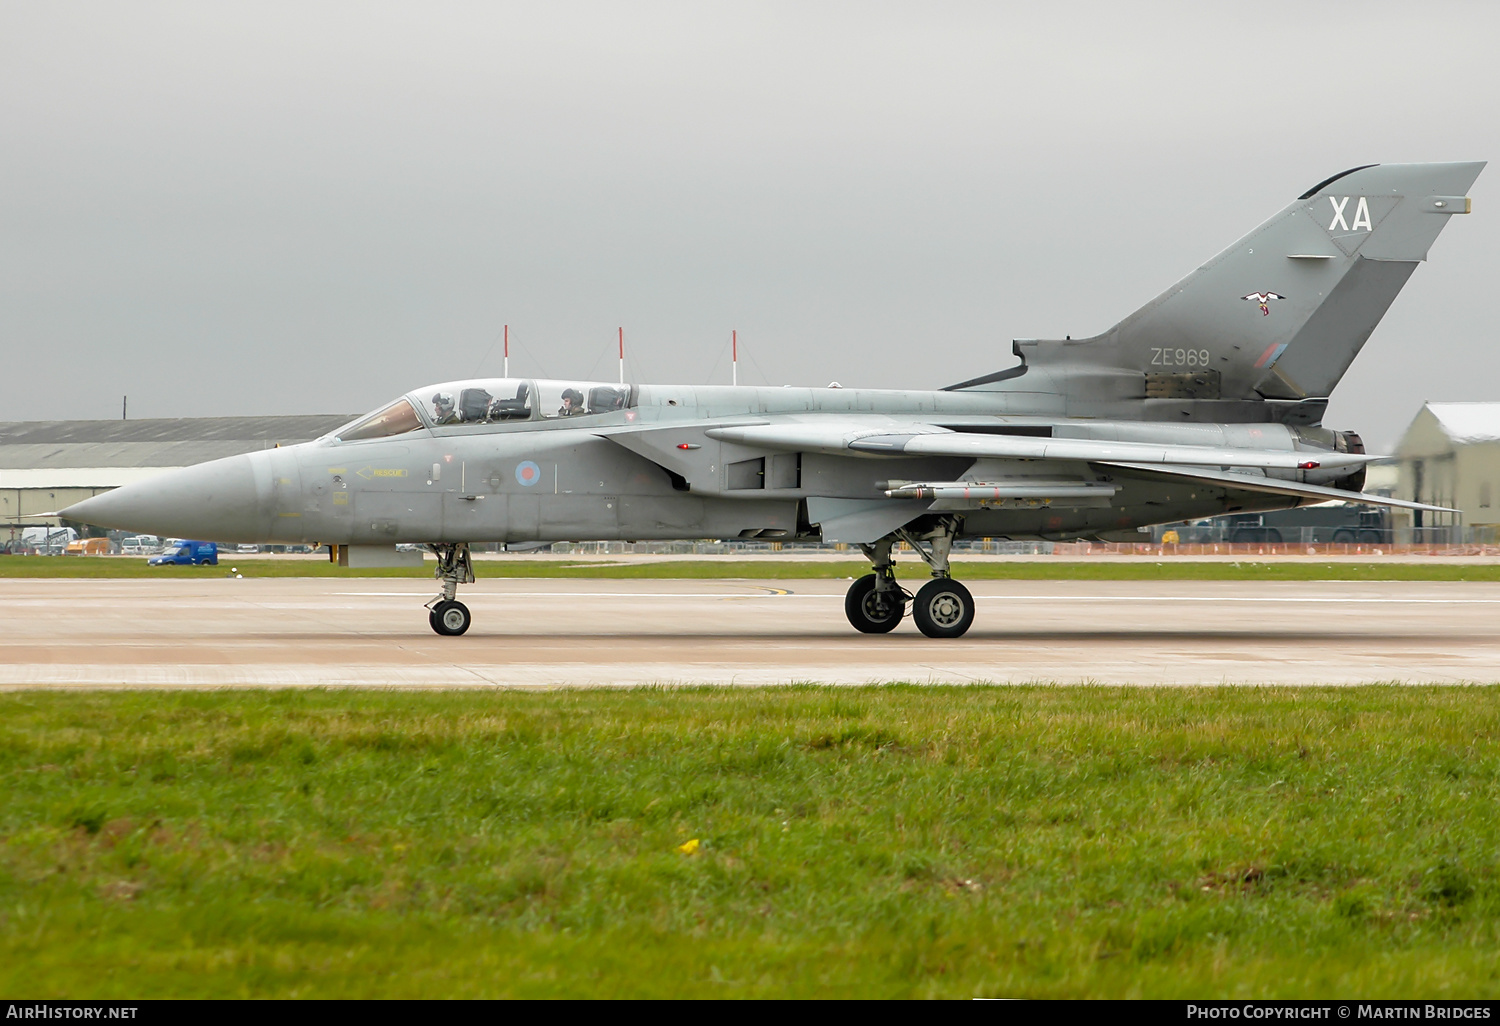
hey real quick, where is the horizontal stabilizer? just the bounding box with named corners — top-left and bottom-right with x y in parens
top-left (1103, 461), bottom-right (1455, 513)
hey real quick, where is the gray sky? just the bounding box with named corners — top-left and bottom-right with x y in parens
top-left (2, 1), bottom-right (1496, 450)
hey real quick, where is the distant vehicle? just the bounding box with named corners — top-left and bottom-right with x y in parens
top-left (236, 544), bottom-right (260, 554)
top-left (1225, 514), bottom-right (1284, 544)
top-left (1331, 508), bottom-right (1389, 544)
top-left (1161, 504), bottom-right (1390, 544)
top-left (22, 526), bottom-right (76, 555)
top-left (65, 538), bottom-right (112, 556)
top-left (284, 544), bottom-right (315, 554)
top-left (148, 541), bottom-right (218, 566)
top-left (120, 535), bottom-right (160, 556)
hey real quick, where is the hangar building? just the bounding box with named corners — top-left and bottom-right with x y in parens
top-left (1394, 402), bottom-right (1500, 543)
top-left (1, 415), bottom-right (353, 538)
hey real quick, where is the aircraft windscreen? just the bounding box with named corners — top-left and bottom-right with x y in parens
top-left (336, 398), bottom-right (425, 442)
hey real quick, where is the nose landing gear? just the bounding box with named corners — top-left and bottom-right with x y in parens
top-left (426, 542), bottom-right (474, 636)
top-left (429, 599), bottom-right (471, 636)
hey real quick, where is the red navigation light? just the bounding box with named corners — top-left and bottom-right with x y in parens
top-left (677, 443), bottom-right (701, 450)
top-left (1297, 460), bottom-right (1320, 469)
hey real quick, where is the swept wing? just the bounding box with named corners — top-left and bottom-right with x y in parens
top-left (700, 421), bottom-right (1439, 512)
top-left (1096, 462), bottom-right (1454, 514)
top-left (703, 422), bottom-right (1376, 472)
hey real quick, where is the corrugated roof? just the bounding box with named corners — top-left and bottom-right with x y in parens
top-left (1426, 403), bottom-right (1500, 444)
top-left (0, 416), bottom-right (356, 470)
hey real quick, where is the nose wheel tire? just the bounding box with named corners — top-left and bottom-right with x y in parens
top-left (430, 599), bottom-right (471, 636)
top-left (912, 579), bottom-right (974, 639)
top-left (844, 573), bottom-right (905, 634)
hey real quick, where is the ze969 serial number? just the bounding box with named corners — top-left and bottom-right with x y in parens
top-left (1151, 348), bottom-right (1212, 367)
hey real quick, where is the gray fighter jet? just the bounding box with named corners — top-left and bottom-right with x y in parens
top-left (61, 161), bottom-right (1482, 638)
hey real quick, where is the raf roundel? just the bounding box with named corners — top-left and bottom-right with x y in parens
top-left (515, 460), bottom-right (542, 487)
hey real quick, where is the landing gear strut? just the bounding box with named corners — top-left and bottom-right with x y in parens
top-left (846, 538), bottom-right (909, 633)
top-left (842, 518), bottom-right (974, 639)
top-left (898, 518), bottom-right (974, 639)
top-left (426, 542), bottom-right (474, 636)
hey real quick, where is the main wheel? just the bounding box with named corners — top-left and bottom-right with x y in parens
top-left (430, 599), bottom-right (471, 636)
top-left (912, 579), bottom-right (975, 639)
top-left (1332, 529), bottom-right (1355, 543)
top-left (844, 574), bottom-right (904, 634)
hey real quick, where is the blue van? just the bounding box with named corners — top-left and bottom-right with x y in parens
top-left (148, 541), bottom-right (218, 566)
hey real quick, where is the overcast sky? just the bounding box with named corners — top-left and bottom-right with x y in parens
top-left (2, 1), bottom-right (1496, 449)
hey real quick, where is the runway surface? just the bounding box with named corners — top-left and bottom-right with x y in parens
top-left (0, 576), bottom-right (1494, 690)
top-left (1, 576), bottom-right (1496, 688)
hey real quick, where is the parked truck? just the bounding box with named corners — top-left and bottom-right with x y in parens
top-left (1159, 505), bottom-right (1391, 545)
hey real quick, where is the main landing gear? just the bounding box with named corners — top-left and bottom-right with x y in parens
top-left (844, 518), bottom-right (974, 639)
top-left (426, 542), bottom-right (475, 636)
top-left (846, 538), bottom-right (908, 634)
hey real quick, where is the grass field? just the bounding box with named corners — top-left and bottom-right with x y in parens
top-left (4, 554), bottom-right (1500, 581)
top-left (2, 686), bottom-right (1496, 998)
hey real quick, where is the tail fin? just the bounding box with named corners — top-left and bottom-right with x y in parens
top-left (957, 162), bottom-right (1484, 407)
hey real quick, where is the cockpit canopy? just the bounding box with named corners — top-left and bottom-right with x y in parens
top-left (424, 379), bottom-right (533, 425)
top-left (333, 378), bottom-right (636, 441)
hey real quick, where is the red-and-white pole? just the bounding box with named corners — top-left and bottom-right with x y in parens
top-left (618, 327), bottom-right (625, 384)
top-left (732, 329), bottom-right (738, 387)
top-left (503, 324), bottom-right (509, 378)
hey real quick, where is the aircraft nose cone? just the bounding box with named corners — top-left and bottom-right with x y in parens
top-left (59, 453), bottom-right (267, 541)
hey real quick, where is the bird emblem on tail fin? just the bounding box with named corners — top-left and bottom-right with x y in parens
top-left (1241, 291), bottom-right (1286, 316)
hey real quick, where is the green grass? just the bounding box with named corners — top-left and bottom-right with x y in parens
top-left (2, 686), bottom-right (1497, 998)
top-left (5, 554), bottom-right (1500, 581)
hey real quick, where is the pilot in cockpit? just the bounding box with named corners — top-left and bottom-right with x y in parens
top-left (558, 388), bottom-right (585, 417)
top-left (432, 393), bottom-right (461, 424)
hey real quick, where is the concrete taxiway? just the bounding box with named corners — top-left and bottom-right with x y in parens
top-left (2, 576), bottom-right (1497, 688)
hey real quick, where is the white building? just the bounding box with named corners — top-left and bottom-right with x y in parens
top-left (1394, 402), bottom-right (1500, 543)
top-left (1, 415), bottom-right (352, 542)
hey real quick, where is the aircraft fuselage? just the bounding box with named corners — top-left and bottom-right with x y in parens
top-left (95, 381), bottom-right (1347, 548)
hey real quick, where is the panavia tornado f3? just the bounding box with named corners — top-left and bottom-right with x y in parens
top-left (62, 161), bottom-right (1483, 638)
